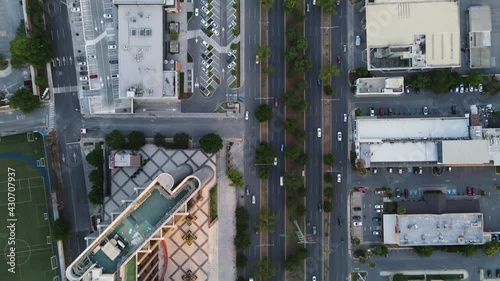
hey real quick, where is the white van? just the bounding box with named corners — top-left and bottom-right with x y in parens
top-left (355, 35), bottom-right (361, 46)
top-left (279, 176), bottom-right (283, 186)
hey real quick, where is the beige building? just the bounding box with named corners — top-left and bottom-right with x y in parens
top-left (468, 6), bottom-right (492, 69)
top-left (355, 77), bottom-right (404, 96)
top-left (365, 0), bottom-right (460, 70)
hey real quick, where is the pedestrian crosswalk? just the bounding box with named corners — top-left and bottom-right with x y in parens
top-left (48, 103), bottom-right (55, 130)
top-left (53, 86), bottom-right (79, 94)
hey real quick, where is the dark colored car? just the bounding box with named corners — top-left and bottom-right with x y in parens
top-left (353, 207), bottom-right (361, 211)
top-left (352, 216), bottom-right (361, 220)
top-left (379, 107), bottom-right (384, 116)
top-left (76, 56), bottom-right (86, 62)
top-left (337, 55), bottom-right (341, 65)
top-left (451, 105), bottom-right (457, 114)
top-left (317, 79), bottom-right (322, 86)
top-left (487, 270), bottom-right (492, 278)
top-left (496, 269), bottom-right (500, 278)
top-left (388, 106), bottom-right (393, 116)
top-left (467, 186), bottom-right (472, 196)
top-left (404, 189), bottom-right (409, 198)
top-left (109, 60), bottom-right (118, 64)
top-left (372, 217), bottom-right (382, 222)
top-left (201, 53), bottom-right (209, 60)
top-left (306, 216), bottom-right (311, 226)
top-left (318, 202), bottom-right (322, 212)
top-left (226, 55), bottom-right (235, 64)
top-left (471, 187), bottom-right (476, 196)
top-left (396, 188), bottom-right (401, 198)
top-left (337, 216), bottom-right (343, 227)
top-left (90, 74), bottom-right (98, 79)
top-left (79, 71), bottom-right (88, 75)
top-left (274, 97), bottom-right (279, 108)
top-left (415, 87), bottom-right (420, 94)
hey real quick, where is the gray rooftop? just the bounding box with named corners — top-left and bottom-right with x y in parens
top-left (113, 0), bottom-right (166, 4)
top-left (118, 5), bottom-right (177, 100)
top-left (400, 193), bottom-right (480, 215)
top-left (394, 213), bottom-right (484, 246)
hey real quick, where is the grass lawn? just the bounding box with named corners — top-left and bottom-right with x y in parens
top-left (0, 132), bottom-right (57, 281)
top-left (351, 272), bottom-right (367, 281)
top-left (210, 186), bottom-right (218, 222)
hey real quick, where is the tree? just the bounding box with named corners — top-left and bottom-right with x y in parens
top-left (262, 65), bottom-right (274, 76)
top-left (0, 53), bottom-right (8, 70)
top-left (255, 142), bottom-right (274, 179)
top-left (227, 168), bottom-right (244, 188)
top-left (368, 262), bottom-right (376, 268)
top-left (324, 174), bottom-right (333, 183)
top-left (356, 67), bottom-right (369, 78)
top-left (88, 186), bottom-right (104, 205)
top-left (352, 237), bottom-right (360, 246)
top-left (396, 206), bottom-right (406, 215)
top-left (35, 76), bottom-right (48, 89)
top-left (88, 169), bottom-right (104, 187)
top-left (296, 79), bottom-right (309, 90)
top-left (319, 64), bottom-right (340, 80)
top-left (295, 153), bottom-right (309, 166)
top-left (372, 245), bottom-right (388, 256)
top-left (355, 108), bottom-right (363, 116)
top-left (393, 273), bottom-right (408, 281)
top-left (323, 154), bottom-right (335, 166)
top-left (236, 253), bottom-right (247, 268)
top-left (173, 132), bottom-right (190, 149)
top-left (413, 246), bottom-right (433, 257)
top-left (324, 188), bottom-right (333, 199)
top-left (254, 104), bottom-right (273, 122)
top-left (260, 0), bottom-right (275, 10)
top-left (295, 203), bottom-right (306, 217)
top-left (8, 87), bottom-right (40, 113)
top-left (285, 90), bottom-right (307, 112)
top-left (483, 241), bottom-right (500, 256)
top-left (316, 0), bottom-right (337, 14)
top-left (323, 201), bottom-right (333, 212)
top-left (284, 0), bottom-right (297, 12)
top-left (257, 45), bottom-right (271, 59)
top-left (235, 207), bottom-right (249, 232)
top-left (128, 131), bottom-right (146, 150)
top-left (10, 33), bottom-right (52, 68)
top-left (105, 130), bottom-right (126, 149)
top-left (231, 43), bottom-right (238, 50)
top-left (284, 118), bottom-right (298, 132)
top-left (324, 85), bottom-right (333, 96)
top-left (467, 72), bottom-right (483, 86)
top-left (284, 171), bottom-right (304, 192)
top-left (296, 37), bottom-right (308, 50)
top-left (284, 47), bottom-right (298, 61)
top-left (459, 244), bottom-right (478, 257)
top-left (86, 145), bottom-right (103, 167)
top-left (407, 74), bottom-right (431, 88)
top-left (284, 145), bottom-right (300, 160)
top-left (234, 231), bottom-right (251, 250)
top-left (199, 133), bottom-right (223, 153)
top-left (154, 133), bottom-right (166, 147)
top-left (51, 218), bottom-right (69, 241)
top-left (253, 257), bottom-right (276, 281)
top-left (255, 208), bottom-right (277, 232)
top-left (170, 31), bottom-right (179, 40)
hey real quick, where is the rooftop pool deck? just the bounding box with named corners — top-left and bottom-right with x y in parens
top-left (91, 184), bottom-right (192, 273)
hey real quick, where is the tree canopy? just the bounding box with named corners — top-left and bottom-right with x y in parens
top-left (128, 131), bottom-right (146, 150)
top-left (153, 133), bottom-right (166, 147)
top-left (254, 104), bottom-right (273, 122)
top-left (260, 0), bottom-right (275, 10)
top-left (10, 33), bottom-right (51, 68)
top-left (199, 133), bottom-right (223, 153)
top-left (253, 257), bottom-right (276, 281)
top-left (255, 207), bottom-right (277, 232)
top-left (316, 0), bottom-right (337, 14)
top-left (51, 218), bottom-right (69, 241)
top-left (86, 145), bottom-right (103, 167)
top-left (8, 87), bottom-right (40, 113)
top-left (105, 130), bottom-right (126, 149)
top-left (323, 154), bottom-right (335, 166)
top-left (413, 246), bottom-right (433, 257)
top-left (393, 274), bottom-right (408, 281)
top-left (173, 132), bottom-right (190, 149)
top-left (319, 64), bottom-right (340, 81)
top-left (255, 142), bottom-right (274, 179)
top-left (323, 201), bottom-right (333, 212)
top-left (257, 45), bottom-right (271, 60)
top-left (227, 168), bottom-right (244, 188)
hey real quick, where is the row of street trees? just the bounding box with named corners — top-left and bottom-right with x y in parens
top-left (406, 70), bottom-right (485, 93)
top-left (86, 144), bottom-right (105, 205)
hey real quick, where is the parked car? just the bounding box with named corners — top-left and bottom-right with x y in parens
top-left (396, 188), bottom-right (401, 198)
top-left (415, 87), bottom-right (420, 94)
top-left (201, 6), bottom-right (209, 14)
top-left (194, 8), bottom-right (199, 16)
top-left (306, 216), bottom-right (311, 226)
top-left (337, 174), bottom-right (341, 183)
top-left (487, 270), bottom-right (492, 278)
top-left (281, 144), bottom-right (284, 152)
top-left (78, 61), bottom-right (87, 66)
top-left (370, 107), bottom-right (375, 116)
top-left (252, 195), bottom-right (256, 204)
top-left (317, 128), bottom-right (322, 138)
top-left (79, 71), bottom-right (88, 75)
top-left (337, 217), bottom-right (343, 227)
top-left (388, 106), bottom-right (393, 116)
top-left (353, 207), bottom-right (361, 211)
top-left (103, 13), bottom-right (112, 18)
top-left (108, 45), bottom-right (117, 49)
top-left (404, 189), bottom-right (409, 198)
top-left (109, 60), bottom-right (118, 64)
top-left (460, 84), bottom-right (464, 93)
top-left (256, 55), bottom-right (259, 64)
top-left (375, 205), bottom-right (383, 209)
top-left (213, 29), bottom-right (220, 36)
top-left (79, 76), bottom-right (88, 81)
top-left (478, 83), bottom-right (483, 92)
top-left (372, 217), bottom-right (382, 222)
top-left (379, 107), bottom-right (384, 116)
top-left (90, 74), bottom-right (98, 79)
top-left (353, 221), bottom-right (362, 226)
top-left (467, 186), bottom-right (472, 196)
top-left (201, 40), bottom-right (210, 48)
top-left (352, 216), bottom-right (361, 220)
top-left (71, 7), bottom-right (81, 12)
top-left (451, 105), bottom-right (457, 114)
top-left (398, 168), bottom-right (403, 174)
top-left (343, 113), bottom-right (347, 122)
top-left (201, 19), bottom-right (209, 28)
top-left (423, 106), bottom-right (429, 115)
top-left (227, 61), bottom-right (236, 70)
top-left (337, 132), bottom-right (342, 141)
top-left (373, 231), bottom-right (380, 235)
top-left (312, 226), bottom-right (317, 235)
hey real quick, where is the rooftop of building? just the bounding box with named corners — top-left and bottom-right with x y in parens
top-left (355, 77), bottom-right (404, 95)
top-left (360, 141), bottom-right (438, 166)
top-left (118, 5), bottom-right (177, 100)
top-left (438, 140), bottom-right (491, 165)
top-left (391, 213), bottom-right (484, 246)
top-left (355, 117), bottom-right (470, 141)
top-left (113, 0), bottom-right (167, 4)
top-left (365, 0), bottom-right (460, 69)
top-left (400, 193), bottom-right (481, 215)
top-left (468, 6), bottom-right (492, 69)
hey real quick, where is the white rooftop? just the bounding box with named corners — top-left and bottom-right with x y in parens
top-left (356, 117), bottom-right (470, 141)
top-left (391, 213), bottom-right (484, 246)
top-left (355, 77), bottom-right (404, 96)
top-left (362, 141), bottom-right (438, 165)
top-left (439, 140), bottom-right (491, 165)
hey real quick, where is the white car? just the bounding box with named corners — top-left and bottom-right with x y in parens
top-left (337, 174), bottom-right (341, 183)
top-left (245, 111), bottom-right (249, 120)
top-left (79, 76), bottom-right (88, 81)
top-left (201, 60), bottom-right (208, 66)
top-left (201, 19), bottom-right (209, 28)
top-left (375, 205), bottom-right (383, 209)
top-left (108, 45), bottom-right (116, 50)
top-left (194, 8), bottom-right (199, 16)
top-left (78, 61), bottom-right (86, 66)
top-left (87, 55), bottom-right (96, 59)
top-left (227, 61), bottom-right (236, 70)
top-left (373, 231), bottom-right (380, 235)
top-left (376, 209), bottom-right (383, 213)
top-left (343, 113), bottom-right (347, 122)
top-left (103, 13), bottom-right (112, 18)
top-left (273, 157), bottom-right (277, 166)
top-left (212, 29), bottom-right (220, 36)
top-left (337, 132), bottom-right (342, 141)
top-left (252, 195), bottom-right (256, 204)
top-left (229, 21), bottom-right (236, 28)
top-left (201, 6), bottom-right (209, 14)
top-left (201, 40), bottom-right (209, 48)
top-left (201, 66), bottom-right (208, 75)
top-left (280, 176), bottom-right (283, 186)
top-left (312, 277), bottom-right (317, 281)
top-left (317, 128), bottom-right (322, 138)
top-left (353, 221), bottom-right (362, 226)
top-left (228, 50), bottom-right (235, 56)
top-left (71, 7), bottom-right (81, 12)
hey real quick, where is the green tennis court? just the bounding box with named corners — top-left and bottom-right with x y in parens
top-left (0, 133), bottom-right (58, 281)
